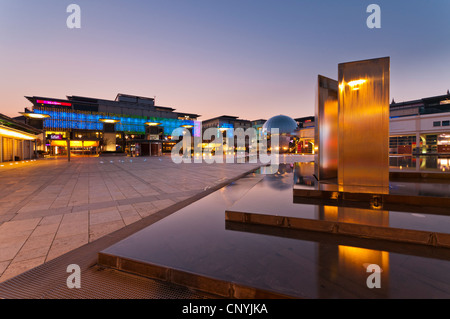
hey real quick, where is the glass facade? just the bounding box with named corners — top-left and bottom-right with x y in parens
top-left (389, 135), bottom-right (416, 155)
top-left (33, 106), bottom-right (200, 137)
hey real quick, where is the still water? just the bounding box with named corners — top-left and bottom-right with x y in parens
top-left (390, 155), bottom-right (450, 172)
top-left (102, 160), bottom-right (450, 298)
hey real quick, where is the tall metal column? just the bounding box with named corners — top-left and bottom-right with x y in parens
top-left (337, 57), bottom-right (390, 194)
top-left (315, 75), bottom-right (338, 181)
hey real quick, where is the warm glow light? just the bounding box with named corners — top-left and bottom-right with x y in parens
top-left (347, 79), bottom-right (367, 87)
top-left (0, 126), bottom-right (37, 140)
top-left (51, 140), bottom-right (99, 147)
top-left (20, 112), bottom-right (50, 119)
top-left (338, 246), bottom-right (389, 274)
top-left (81, 141), bottom-right (99, 147)
top-left (99, 119), bottom-right (120, 123)
top-left (181, 125), bottom-right (194, 128)
top-left (145, 122), bottom-right (161, 126)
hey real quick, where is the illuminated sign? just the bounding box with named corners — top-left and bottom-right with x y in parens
top-left (51, 140), bottom-right (99, 147)
top-left (49, 134), bottom-right (63, 140)
top-left (36, 99), bottom-right (72, 107)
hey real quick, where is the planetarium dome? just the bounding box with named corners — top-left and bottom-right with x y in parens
top-left (262, 115), bottom-right (298, 134)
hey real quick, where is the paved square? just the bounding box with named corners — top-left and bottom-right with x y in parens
top-left (0, 155), bottom-right (261, 282)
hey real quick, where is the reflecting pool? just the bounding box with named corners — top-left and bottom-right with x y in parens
top-left (389, 155), bottom-right (450, 172)
top-left (101, 160), bottom-right (450, 298)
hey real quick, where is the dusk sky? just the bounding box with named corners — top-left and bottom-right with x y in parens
top-left (0, 0), bottom-right (449, 121)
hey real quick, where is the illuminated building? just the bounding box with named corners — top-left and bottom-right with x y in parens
top-left (295, 116), bottom-right (315, 154)
top-left (201, 115), bottom-right (251, 133)
top-left (201, 116), bottom-right (252, 153)
top-left (251, 119), bottom-right (266, 131)
top-left (18, 94), bottom-right (201, 156)
top-left (390, 92), bottom-right (450, 155)
top-left (294, 92), bottom-right (450, 156)
top-left (0, 113), bottom-right (41, 163)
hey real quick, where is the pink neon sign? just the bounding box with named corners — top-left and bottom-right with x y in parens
top-left (36, 99), bottom-right (72, 107)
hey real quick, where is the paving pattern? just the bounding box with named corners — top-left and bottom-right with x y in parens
top-left (0, 155), bottom-right (261, 282)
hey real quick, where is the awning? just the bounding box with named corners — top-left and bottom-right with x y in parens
top-left (51, 140), bottom-right (99, 147)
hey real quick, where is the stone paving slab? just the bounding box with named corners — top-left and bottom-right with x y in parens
top-left (0, 155), bottom-right (261, 282)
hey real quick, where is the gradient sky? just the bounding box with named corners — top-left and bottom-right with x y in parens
top-left (0, 0), bottom-right (449, 121)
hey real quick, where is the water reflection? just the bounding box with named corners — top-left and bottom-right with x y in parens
top-left (259, 163), bottom-right (296, 190)
top-left (293, 162), bottom-right (316, 187)
top-left (101, 161), bottom-right (450, 298)
top-left (317, 244), bottom-right (390, 298)
top-left (293, 160), bottom-right (450, 199)
top-left (390, 155), bottom-right (450, 172)
top-left (318, 206), bottom-right (389, 226)
top-left (264, 164), bottom-right (393, 297)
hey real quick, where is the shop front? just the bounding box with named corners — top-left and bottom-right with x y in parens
top-left (49, 139), bottom-right (100, 156)
top-left (0, 113), bottom-right (40, 162)
top-left (127, 141), bottom-right (162, 157)
top-left (437, 133), bottom-right (450, 154)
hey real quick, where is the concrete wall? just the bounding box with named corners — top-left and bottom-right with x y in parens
top-left (390, 112), bottom-right (450, 136)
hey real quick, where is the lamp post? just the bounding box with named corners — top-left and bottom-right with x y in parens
top-left (67, 132), bottom-right (71, 162)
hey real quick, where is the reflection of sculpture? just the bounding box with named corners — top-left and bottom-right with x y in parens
top-left (317, 243), bottom-right (390, 298)
top-left (293, 162), bottom-right (316, 186)
top-left (317, 205), bottom-right (390, 298)
top-left (264, 163), bottom-right (294, 190)
top-left (315, 57), bottom-right (390, 194)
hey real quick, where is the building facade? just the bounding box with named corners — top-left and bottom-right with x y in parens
top-left (295, 92), bottom-right (450, 155)
top-left (390, 93), bottom-right (450, 154)
top-left (0, 113), bottom-right (41, 163)
top-left (201, 115), bottom-right (252, 153)
top-left (294, 116), bottom-right (315, 154)
top-left (201, 115), bottom-right (252, 133)
top-left (18, 94), bottom-right (201, 156)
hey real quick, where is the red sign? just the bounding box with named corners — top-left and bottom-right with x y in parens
top-left (37, 99), bottom-right (72, 107)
